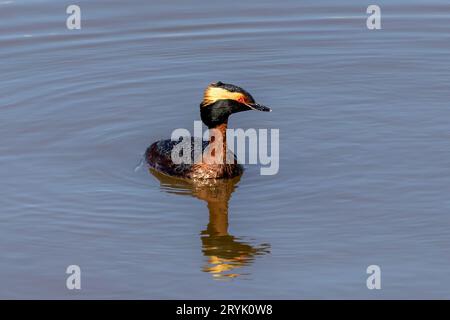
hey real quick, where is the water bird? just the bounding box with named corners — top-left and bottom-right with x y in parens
top-left (146, 81), bottom-right (271, 179)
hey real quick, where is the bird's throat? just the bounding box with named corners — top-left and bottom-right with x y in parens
top-left (204, 123), bottom-right (228, 164)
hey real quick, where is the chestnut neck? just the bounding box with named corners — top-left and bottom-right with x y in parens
top-left (209, 123), bottom-right (227, 143)
top-left (205, 122), bottom-right (228, 165)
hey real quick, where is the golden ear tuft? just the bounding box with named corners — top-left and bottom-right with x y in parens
top-left (202, 84), bottom-right (247, 107)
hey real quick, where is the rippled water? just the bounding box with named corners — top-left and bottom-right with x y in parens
top-left (1, 0), bottom-right (450, 299)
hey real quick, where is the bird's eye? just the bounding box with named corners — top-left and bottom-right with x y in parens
top-left (237, 96), bottom-right (246, 103)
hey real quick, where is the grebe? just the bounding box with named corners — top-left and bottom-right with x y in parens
top-left (146, 81), bottom-right (271, 179)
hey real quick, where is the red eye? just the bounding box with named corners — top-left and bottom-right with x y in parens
top-left (237, 96), bottom-right (246, 103)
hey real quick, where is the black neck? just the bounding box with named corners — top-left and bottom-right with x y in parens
top-left (200, 100), bottom-right (241, 129)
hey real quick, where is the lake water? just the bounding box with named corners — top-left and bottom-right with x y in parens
top-left (1, 0), bottom-right (450, 299)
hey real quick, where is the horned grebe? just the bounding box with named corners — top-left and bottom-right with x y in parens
top-left (146, 81), bottom-right (271, 179)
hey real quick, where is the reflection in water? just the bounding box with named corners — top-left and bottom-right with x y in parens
top-left (149, 169), bottom-right (270, 279)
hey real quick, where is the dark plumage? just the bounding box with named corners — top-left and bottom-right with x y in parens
top-left (146, 136), bottom-right (243, 179)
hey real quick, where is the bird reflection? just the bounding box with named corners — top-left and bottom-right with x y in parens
top-left (149, 169), bottom-right (270, 279)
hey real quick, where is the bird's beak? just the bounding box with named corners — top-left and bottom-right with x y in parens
top-left (245, 103), bottom-right (272, 112)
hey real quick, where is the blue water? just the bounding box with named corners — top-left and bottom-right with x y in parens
top-left (1, 0), bottom-right (450, 298)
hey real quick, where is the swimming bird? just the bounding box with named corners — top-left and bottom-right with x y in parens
top-left (146, 81), bottom-right (271, 179)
